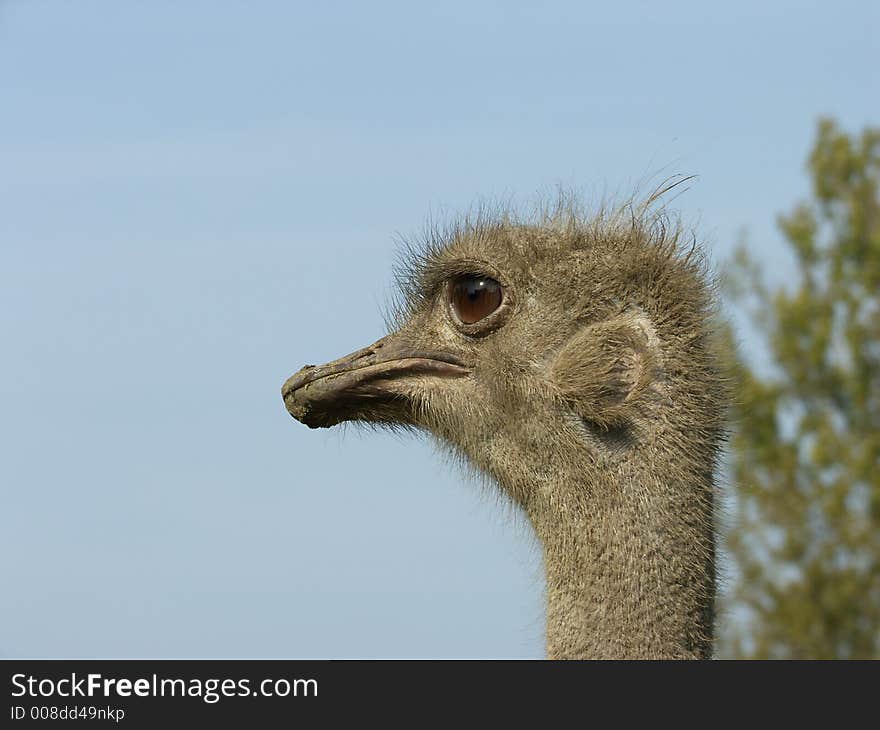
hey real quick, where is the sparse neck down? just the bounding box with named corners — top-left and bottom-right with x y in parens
top-left (494, 435), bottom-right (716, 660)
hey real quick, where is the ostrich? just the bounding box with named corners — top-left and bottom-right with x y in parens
top-left (281, 197), bottom-right (727, 659)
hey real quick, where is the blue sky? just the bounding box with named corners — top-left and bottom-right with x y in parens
top-left (0, 1), bottom-right (876, 657)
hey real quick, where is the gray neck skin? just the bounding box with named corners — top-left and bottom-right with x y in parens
top-left (485, 423), bottom-right (715, 660)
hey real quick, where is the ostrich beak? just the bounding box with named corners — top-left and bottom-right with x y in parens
top-left (282, 335), bottom-right (469, 429)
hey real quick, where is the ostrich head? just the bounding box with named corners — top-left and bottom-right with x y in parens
top-left (282, 199), bottom-right (727, 659)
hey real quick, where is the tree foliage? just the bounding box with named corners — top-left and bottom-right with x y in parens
top-left (722, 118), bottom-right (880, 658)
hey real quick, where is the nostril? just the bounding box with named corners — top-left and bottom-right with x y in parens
top-left (283, 370), bottom-right (308, 400)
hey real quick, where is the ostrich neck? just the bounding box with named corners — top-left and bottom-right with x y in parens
top-left (494, 433), bottom-right (715, 660)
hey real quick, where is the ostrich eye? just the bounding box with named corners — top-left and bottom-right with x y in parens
top-left (450, 275), bottom-right (503, 324)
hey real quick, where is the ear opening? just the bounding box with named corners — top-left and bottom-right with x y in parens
top-left (549, 308), bottom-right (661, 430)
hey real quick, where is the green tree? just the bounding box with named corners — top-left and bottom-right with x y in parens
top-left (722, 118), bottom-right (880, 659)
